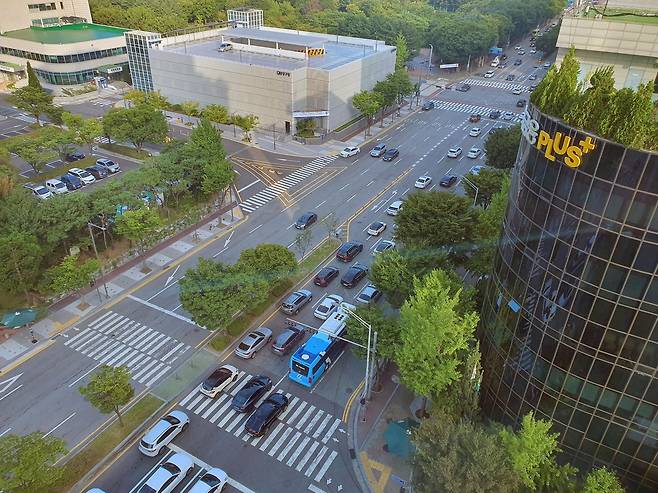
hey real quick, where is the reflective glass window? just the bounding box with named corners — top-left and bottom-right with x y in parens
top-left (592, 230), bottom-right (617, 259)
top-left (595, 144), bottom-right (623, 181)
top-left (568, 175), bottom-right (590, 209)
top-left (602, 265), bottom-right (628, 293)
top-left (633, 243), bottom-right (658, 273)
top-left (589, 359), bottom-right (612, 385)
top-left (600, 330), bottom-right (625, 358)
top-left (630, 311), bottom-right (655, 339)
top-left (580, 382), bottom-right (602, 405)
top-left (612, 235), bottom-right (640, 267)
top-left (590, 298), bottom-right (615, 326)
top-left (620, 335), bottom-right (644, 361)
top-left (638, 155), bottom-right (658, 192)
top-left (617, 149), bottom-right (647, 189)
top-left (582, 258), bottom-right (606, 286)
top-left (623, 272), bottom-right (649, 300)
top-left (572, 291), bottom-right (595, 318)
top-left (581, 322), bottom-right (605, 349)
top-left (626, 192), bottom-right (654, 229)
top-left (604, 186), bottom-right (633, 223)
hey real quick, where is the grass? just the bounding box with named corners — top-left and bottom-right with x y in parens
top-left (99, 143), bottom-right (150, 160)
top-left (47, 394), bottom-right (162, 493)
top-left (334, 114), bottom-right (365, 133)
top-left (582, 8), bottom-right (658, 25)
top-left (210, 334), bottom-right (232, 351)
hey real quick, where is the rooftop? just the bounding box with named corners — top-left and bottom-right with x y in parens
top-left (1, 23), bottom-right (128, 44)
top-left (580, 7), bottom-right (658, 25)
top-left (224, 28), bottom-right (326, 47)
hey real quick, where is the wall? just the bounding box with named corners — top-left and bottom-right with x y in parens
top-left (1, 0), bottom-right (92, 33)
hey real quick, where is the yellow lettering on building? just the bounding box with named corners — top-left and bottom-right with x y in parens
top-left (564, 145), bottom-right (582, 167)
top-left (535, 131), bottom-right (595, 168)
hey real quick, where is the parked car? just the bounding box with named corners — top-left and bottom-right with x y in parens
top-left (341, 263), bottom-right (368, 288)
top-left (467, 147), bottom-right (482, 159)
top-left (138, 453), bottom-right (194, 493)
top-left (340, 146), bottom-right (360, 158)
top-left (544, 62), bottom-right (551, 68)
top-left (234, 328), bottom-right (273, 359)
top-left (60, 174), bottom-right (83, 191)
top-left (469, 127), bottom-right (481, 137)
top-left (313, 294), bottom-right (343, 321)
top-left (382, 148), bottom-right (399, 161)
top-left (280, 289), bottom-right (313, 315)
top-left (139, 410), bottom-right (189, 456)
top-left (469, 165), bottom-right (484, 176)
top-left (295, 212), bottom-right (317, 229)
top-left (314, 266), bottom-right (339, 287)
top-left (45, 178), bottom-right (68, 195)
top-left (67, 167), bottom-right (95, 185)
top-left (271, 325), bottom-right (305, 355)
top-left (218, 42), bottom-right (233, 52)
top-left (421, 101), bottom-right (435, 110)
top-left (529, 84), bottom-right (537, 92)
top-left (369, 143), bottom-right (386, 157)
top-left (489, 110), bottom-right (501, 119)
top-left (64, 151), bottom-right (85, 162)
top-left (336, 241), bottom-right (363, 262)
top-left (440, 175), bottom-right (458, 187)
top-left (85, 164), bottom-right (108, 180)
top-left (483, 70), bottom-right (495, 78)
top-left (366, 221), bottom-right (387, 236)
top-left (414, 175), bottom-right (432, 189)
top-left (188, 468), bottom-right (229, 493)
top-left (96, 158), bottom-right (121, 173)
top-left (455, 84), bottom-right (470, 92)
top-left (373, 240), bottom-right (396, 255)
top-left (447, 146), bottom-right (462, 158)
top-left (529, 48), bottom-right (537, 54)
top-left (386, 200), bottom-right (403, 216)
top-left (23, 183), bottom-right (52, 200)
top-left (231, 375), bottom-right (272, 412)
top-left (469, 114), bottom-right (481, 123)
top-left (517, 99), bottom-right (527, 108)
top-left (518, 49), bottom-right (526, 55)
top-left (245, 393), bottom-right (289, 437)
top-left (529, 74), bottom-right (537, 80)
top-left (356, 284), bottom-right (382, 305)
top-left (198, 365), bottom-right (239, 398)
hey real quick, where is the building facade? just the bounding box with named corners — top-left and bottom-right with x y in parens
top-left (1, 0), bottom-right (92, 33)
top-left (479, 105), bottom-right (657, 492)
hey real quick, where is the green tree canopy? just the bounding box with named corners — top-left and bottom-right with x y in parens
top-left (0, 232), bottom-right (43, 300)
top-left (62, 112), bottom-right (103, 153)
top-left (345, 304), bottom-right (400, 363)
top-left (463, 168), bottom-right (509, 207)
top-left (582, 467), bottom-right (625, 493)
top-left (352, 89), bottom-right (382, 135)
top-left (46, 254), bottom-right (100, 298)
top-left (26, 61), bottom-right (42, 89)
top-left (484, 124), bottom-right (521, 169)
top-left (124, 89), bottom-right (169, 109)
top-left (102, 104), bottom-right (168, 150)
top-left (202, 103), bottom-right (230, 124)
top-left (115, 207), bottom-right (163, 263)
top-left (236, 243), bottom-right (298, 288)
top-left (395, 32), bottom-right (409, 69)
top-left (79, 365), bottom-right (135, 426)
top-left (8, 85), bottom-right (53, 125)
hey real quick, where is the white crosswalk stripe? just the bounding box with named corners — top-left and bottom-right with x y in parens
top-left (179, 380), bottom-right (343, 480)
top-left (63, 311), bottom-right (190, 387)
top-left (430, 99), bottom-right (522, 123)
top-left (462, 78), bottom-right (529, 91)
top-left (239, 155), bottom-right (338, 213)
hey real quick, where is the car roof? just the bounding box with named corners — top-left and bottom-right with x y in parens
top-left (46, 178), bottom-right (63, 184)
top-left (389, 200), bottom-right (402, 207)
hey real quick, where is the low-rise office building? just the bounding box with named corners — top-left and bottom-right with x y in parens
top-left (126, 14), bottom-right (396, 135)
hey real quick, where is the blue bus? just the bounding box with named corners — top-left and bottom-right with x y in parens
top-left (289, 307), bottom-right (350, 387)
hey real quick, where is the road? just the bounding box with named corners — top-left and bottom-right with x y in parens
top-left (0, 35), bottom-right (552, 493)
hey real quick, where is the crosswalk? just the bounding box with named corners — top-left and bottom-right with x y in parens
top-left (178, 372), bottom-right (343, 481)
top-left (462, 78), bottom-right (530, 92)
top-left (94, 136), bottom-right (111, 144)
top-left (239, 155), bottom-right (338, 213)
top-left (429, 100), bottom-right (522, 122)
top-left (63, 311), bottom-right (190, 387)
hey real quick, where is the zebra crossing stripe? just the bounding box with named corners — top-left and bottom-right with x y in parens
top-left (147, 336), bottom-right (171, 356)
top-left (98, 343), bottom-right (126, 364)
top-left (131, 330), bottom-right (160, 351)
top-left (138, 362), bottom-right (163, 384)
top-left (312, 414), bottom-right (333, 439)
top-left (202, 395), bottom-right (228, 419)
top-left (230, 374), bottom-right (253, 396)
top-left (259, 422), bottom-right (285, 451)
top-left (96, 314), bottom-right (126, 333)
top-left (87, 311), bottom-right (115, 328)
top-left (186, 394), bottom-right (205, 411)
top-left (105, 346), bottom-right (133, 366)
top-left (240, 204), bottom-right (255, 212)
top-left (285, 400), bottom-right (308, 424)
top-left (144, 365), bottom-right (170, 387)
top-left (295, 405), bottom-right (316, 430)
top-left (268, 427), bottom-right (293, 457)
top-left (295, 440), bottom-right (320, 471)
top-left (210, 398), bottom-right (234, 424)
top-left (225, 411), bottom-right (247, 433)
top-left (161, 342), bottom-right (185, 362)
top-left (133, 359), bottom-right (159, 380)
top-left (321, 419), bottom-right (341, 444)
top-left (179, 389), bottom-right (197, 407)
top-left (313, 450), bottom-right (338, 482)
top-left (304, 445), bottom-right (328, 477)
top-left (124, 352), bottom-right (146, 369)
top-left (279, 396), bottom-right (298, 420)
top-left (287, 436), bottom-right (311, 466)
top-left (303, 409), bottom-right (325, 435)
top-left (276, 431), bottom-right (302, 462)
top-left (217, 409), bottom-right (238, 428)
top-left (90, 312), bottom-right (121, 330)
top-left (114, 349), bottom-right (138, 367)
top-left (64, 327), bottom-right (92, 346)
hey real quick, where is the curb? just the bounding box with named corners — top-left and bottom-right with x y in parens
top-left (348, 398), bottom-right (374, 493)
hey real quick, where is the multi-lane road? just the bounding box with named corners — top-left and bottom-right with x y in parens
top-left (0, 37), bottom-right (550, 493)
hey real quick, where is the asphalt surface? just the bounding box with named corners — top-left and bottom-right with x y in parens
top-left (0, 34), bottom-right (553, 493)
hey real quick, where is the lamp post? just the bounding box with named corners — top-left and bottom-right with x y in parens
top-left (88, 222), bottom-right (109, 298)
top-left (427, 44), bottom-right (433, 76)
top-left (462, 175), bottom-right (479, 206)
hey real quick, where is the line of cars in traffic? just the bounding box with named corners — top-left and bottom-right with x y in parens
top-left (339, 143), bottom-right (400, 162)
top-left (23, 158), bottom-right (121, 200)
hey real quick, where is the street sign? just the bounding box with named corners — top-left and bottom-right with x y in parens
top-left (439, 63), bottom-right (459, 69)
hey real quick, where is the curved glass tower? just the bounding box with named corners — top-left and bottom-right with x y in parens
top-left (479, 105), bottom-right (657, 492)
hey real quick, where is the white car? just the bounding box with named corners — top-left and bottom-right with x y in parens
top-left (467, 147), bottom-right (482, 159)
top-left (67, 167), bottom-right (96, 185)
top-left (470, 165), bottom-right (485, 176)
top-left (484, 70), bottom-right (495, 78)
top-left (139, 453), bottom-right (194, 493)
top-left (414, 175), bottom-right (432, 189)
top-left (199, 365), bottom-right (239, 398)
top-left (138, 410), bottom-right (189, 456)
top-left (234, 327), bottom-right (273, 359)
top-left (530, 48), bottom-right (537, 54)
top-left (386, 200), bottom-right (403, 216)
top-left (314, 294), bottom-right (344, 320)
top-left (469, 127), bottom-right (481, 137)
top-left (503, 111), bottom-right (515, 120)
top-left (512, 87), bottom-right (522, 95)
top-left (45, 178), bottom-right (68, 195)
top-left (514, 45), bottom-right (521, 50)
top-left (447, 147), bottom-right (462, 158)
top-left (367, 221), bottom-right (387, 236)
top-left (373, 239), bottom-right (396, 254)
top-left (340, 146), bottom-right (360, 158)
top-left (188, 468), bottom-right (228, 493)
top-left (23, 183), bottom-right (52, 200)
top-left (544, 62), bottom-right (551, 68)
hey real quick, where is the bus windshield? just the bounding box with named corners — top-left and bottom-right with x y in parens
top-left (292, 360), bottom-right (309, 376)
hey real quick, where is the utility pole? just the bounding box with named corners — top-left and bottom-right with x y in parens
top-left (366, 331), bottom-right (378, 401)
top-left (272, 123), bottom-right (276, 150)
top-left (427, 44), bottom-right (433, 77)
top-left (88, 222), bottom-right (109, 298)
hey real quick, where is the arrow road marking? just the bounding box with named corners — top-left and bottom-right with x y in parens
top-left (224, 230), bottom-right (234, 248)
top-left (165, 265), bottom-right (180, 288)
top-left (0, 373), bottom-right (22, 394)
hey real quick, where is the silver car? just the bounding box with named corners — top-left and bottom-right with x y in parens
top-left (235, 327), bottom-right (273, 359)
top-left (138, 410), bottom-right (189, 456)
top-left (280, 289), bottom-right (313, 315)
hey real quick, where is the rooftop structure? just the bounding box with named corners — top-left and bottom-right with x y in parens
top-left (1, 0), bottom-right (92, 34)
top-left (3, 23), bottom-right (128, 44)
top-left (227, 8), bottom-right (263, 29)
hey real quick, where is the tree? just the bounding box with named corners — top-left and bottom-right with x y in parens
top-left (463, 168), bottom-right (509, 207)
top-left (395, 32), bottom-right (409, 70)
top-left (292, 229), bottom-right (313, 259)
top-left (7, 86), bottom-right (53, 126)
top-left (435, 342), bottom-right (482, 421)
top-left (0, 432), bottom-right (67, 493)
top-left (202, 103), bottom-right (230, 124)
top-left (39, 125), bottom-right (76, 161)
top-left (115, 207), bottom-right (162, 268)
top-left (124, 89), bottom-right (169, 109)
top-left (321, 213), bottom-right (339, 239)
top-left (394, 191), bottom-right (477, 250)
top-left (0, 233), bottom-right (43, 301)
top-left (62, 112), bottom-right (103, 153)
top-left (7, 138), bottom-right (55, 174)
top-left (46, 255), bottom-right (100, 302)
top-left (396, 269), bottom-right (479, 402)
top-left (102, 104), bottom-right (168, 150)
top-left (231, 114), bottom-right (259, 142)
top-left (295, 118), bottom-right (316, 137)
top-left (564, 65), bottom-right (616, 132)
top-left (180, 100), bottom-right (200, 116)
top-left (532, 47), bottom-right (581, 120)
top-left (535, 24), bottom-right (559, 55)
top-left (484, 124), bottom-right (521, 169)
top-left (79, 365), bottom-right (134, 426)
top-left (26, 61), bottom-right (42, 89)
top-left (388, 69), bottom-right (414, 114)
top-left (582, 467), bottom-right (625, 493)
top-left (599, 81), bottom-right (656, 149)
top-left (236, 243), bottom-right (298, 288)
top-left (352, 90), bottom-right (382, 136)
top-left (412, 413), bottom-right (520, 493)
top-left (499, 412), bottom-right (561, 491)
top-left (373, 78), bottom-right (397, 126)
top-left (369, 249), bottom-right (414, 308)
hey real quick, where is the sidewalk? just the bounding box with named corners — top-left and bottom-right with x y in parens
top-left (0, 197), bottom-right (245, 373)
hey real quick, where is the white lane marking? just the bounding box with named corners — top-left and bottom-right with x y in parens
top-left (0, 428), bottom-right (11, 438)
top-left (259, 421), bottom-right (285, 451)
top-left (294, 405), bottom-right (316, 430)
top-left (68, 363), bottom-right (102, 388)
top-left (248, 224), bottom-right (263, 234)
top-left (303, 409), bottom-right (325, 434)
top-left (238, 179), bottom-right (261, 193)
top-left (287, 436), bottom-right (311, 466)
top-left (314, 450), bottom-right (338, 482)
top-left (304, 445), bottom-right (328, 477)
top-left (296, 440), bottom-right (320, 471)
top-left (366, 180), bottom-right (374, 187)
top-left (212, 246), bottom-right (228, 258)
top-left (287, 223), bottom-right (296, 230)
top-left (164, 264), bottom-right (180, 288)
top-left (321, 418), bottom-right (342, 443)
top-left (277, 430), bottom-right (302, 461)
top-left (316, 200), bottom-right (326, 208)
top-left (44, 412), bottom-right (76, 437)
top-left (286, 400), bottom-right (308, 424)
top-left (338, 184), bottom-right (349, 191)
top-left (268, 426), bottom-right (294, 456)
top-left (312, 414), bottom-right (334, 439)
top-left (179, 388), bottom-right (198, 407)
top-left (202, 394), bottom-right (229, 419)
top-left (360, 168), bottom-right (370, 175)
top-left (308, 484), bottom-right (328, 493)
top-left (210, 398), bottom-right (235, 424)
top-left (0, 384), bottom-right (23, 402)
top-left (346, 193), bottom-right (358, 203)
top-left (127, 295), bottom-right (201, 327)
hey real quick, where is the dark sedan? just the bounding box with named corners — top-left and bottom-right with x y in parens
top-left (381, 148), bottom-right (399, 162)
top-left (505, 74), bottom-right (515, 81)
top-left (341, 264), bottom-right (368, 288)
top-left (314, 266), bottom-right (339, 287)
top-left (59, 174), bottom-right (82, 191)
top-left (271, 326), bottom-right (305, 355)
top-left (295, 212), bottom-right (317, 229)
top-left (231, 375), bottom-right (272, 413)
top-left (245, 393), bottom-right (289, 437)
top-left (65, 151), bottom-right (86, 162)
top-left (421, 101), bottom-right (435, 110)
top-left (517, 99), bottom-right (527, 108)
top-left (440, 175), bottom-right (458, 187)
top-left (455, 83), bottom-right (471, 92)
top-left (336, 241), bottom-right (363, 262)
top-left (85, 165), bottom-right (108, 180)
top-left (489, 110), bottom-right (501, 119)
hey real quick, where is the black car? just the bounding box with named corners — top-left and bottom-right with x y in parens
top-left (272, 326), bottom-right (305, 355)
top-left (295, 212), bottom-right (317, 229)
top-left (231, 375), bottom-right (272, 413)
top-left (59, 174), bottom-right (82, 191)
top-left (440, 175), bottom-right (458, 187)
top-left (336, 241), bottom-right (363, 262)
top-left (516, 99), bottom-right (527, 108)
top-left (85, 165), bottom-right (108, 180)
top-left (489, 110), bottom-right (501, 119)
top-left (245, 393), bottom-right (289, 437)
top-left (505, 74), bottom-right (515, 81)
top-left (341, 263), bottom-right (368, 288)
top-left (514, 59), bottom-right (522, 66)
top-left (421, 101), bottom-right (435, 110)
top-left (382, 148), bottom-right (399, 162)
top-left (314, 266), bottom-right (339, 287)
top-left (455, 84), bottom-right (471, 92)
top-left (65, 151), bottom-right (85, 162)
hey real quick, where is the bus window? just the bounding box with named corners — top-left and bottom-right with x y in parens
top-left (312, 361), bottom-right (323, 375)
top-left (292, 360), bottom-right (309, 376)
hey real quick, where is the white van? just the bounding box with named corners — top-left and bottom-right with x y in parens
top-left (218, 42), bottom-right (233, 52)
top-left (386, 200), bottom-right (403, 216)
top-left (490, 57), bottom-right (500, 68)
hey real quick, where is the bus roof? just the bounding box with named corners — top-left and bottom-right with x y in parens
top-left (319, 310), bottom-right (349, 337)
top-left (292, 333), bottom-right (331, 364)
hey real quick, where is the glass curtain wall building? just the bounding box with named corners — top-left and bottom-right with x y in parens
top-left (479, 104), bottom-right (657, 492)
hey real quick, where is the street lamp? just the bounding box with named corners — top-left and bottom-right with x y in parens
top-left (427, 44), bottom-right (433, 76)
top-left (462, 175), bottom-right (479, 206)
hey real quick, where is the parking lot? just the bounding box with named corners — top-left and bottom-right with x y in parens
top-left (0, 107), bottom-right (34, 140)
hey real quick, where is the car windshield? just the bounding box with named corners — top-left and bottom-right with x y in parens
top-left (275, 331), bottom-right (294, 345)
top-left (201, 473), bottom-right (222, 487)
top-left (238, 342), bottom-right (251, 351)
top-left (206, 368), bottom-right (231, 386)
top-left (139, 486), bottom-right (157, 493)
top-left (318, 268), bottom-right (331, 277)
top-left (316, 305), bottom-right (329, 313)
top-left (36, 188), bottom-right (49, 195)
top-left (162, 462), bottom-right (181, 474)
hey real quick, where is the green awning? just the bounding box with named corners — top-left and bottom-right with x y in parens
top-left (97, 64), bottom-right (123, 74)
top-left (0, 60), bottom-right (23, 73)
